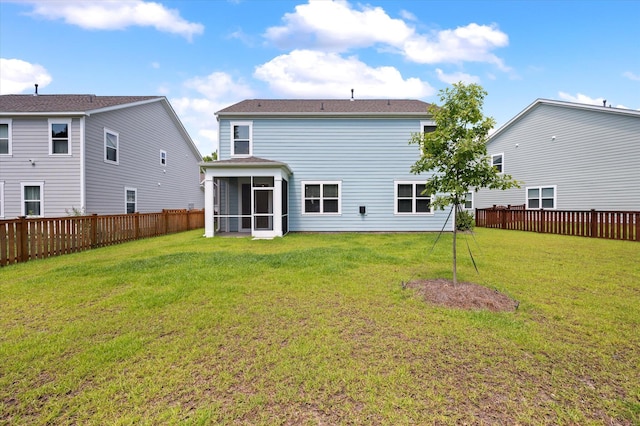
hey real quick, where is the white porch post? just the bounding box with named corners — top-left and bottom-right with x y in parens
top-left (204, 173), bottom-right (215, 237)
top-left (273, 174), bottom-right (283, 237)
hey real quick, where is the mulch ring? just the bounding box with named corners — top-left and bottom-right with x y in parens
top-left (404, 278), bottom-right (519, 312)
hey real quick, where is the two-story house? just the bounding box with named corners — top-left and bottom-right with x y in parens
top-left (473, 99), bottom-right (640, 211)
top-left (0, 93), bottom-right (204, 219)
top-left (200, 99), bottom-right (453, 238)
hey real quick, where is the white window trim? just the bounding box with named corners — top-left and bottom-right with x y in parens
top-left (230, 121), bottom-right (253, 157)
top-left (0, 119), bottom-right (12, 156)
top-left (0, 181), bottom-right (4, 218)
top-left (491, 153), bottom-right (504, 174)
top-left (49, 118), bottom-right (72, 156)
top-left (463, 191), bottom-right (474, 210)
top-left (394, 181), bottom-right (434, 215)
top-left (526, 185), bottom-right (557, 210)
top-left (125, 187), bottom-right (137, 214)
top-left (21, 181), bottom-right (45, 217)
top-left (160, 149), bottom-right (167, 166)
top-left (420, 120), bottom-right (436, 132)
top-left (104, 128), bottom-right (119, 164)
top-left (301, 181), bottom-right (342, 215)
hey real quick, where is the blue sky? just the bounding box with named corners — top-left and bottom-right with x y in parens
top-left (1, 0), bottom-right (639, 156)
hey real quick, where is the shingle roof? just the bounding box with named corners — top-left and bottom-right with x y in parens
top-left (217, 99), bottom-right (432, 115)
top-left (0, 94), bottom-right (163, 113)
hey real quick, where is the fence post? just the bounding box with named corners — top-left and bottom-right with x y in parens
top-left (590, 209), bottom-right (597, 237)
top-left (501, 209), bottom-right (507, 229)
top-left (538, 209), bottom-right (544, 233)
top-left (134, 213), bottom-right (140, 240)
top-left (18, 216), bottom-right (29, 263)
top-left (91, 214), bottom-right (98, 248)
top-left (163, 209), bottom-right (169, 235)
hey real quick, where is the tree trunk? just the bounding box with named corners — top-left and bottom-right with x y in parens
top-left (453, 204), bottom-right (458, 285)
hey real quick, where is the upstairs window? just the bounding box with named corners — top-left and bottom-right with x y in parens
top-left (491, 153), bottom-right (504, 173)
top-left (231, 122), bottom-right (252, 157)
top-left (0, 119), bottom-right (11, 155)
top-left (395, 181), bottom-right (433, 214)
top-left (527, 186), bottom-right (556, 209)
top-left (104, 129), bottom-right (119, 164)
top-left (49, 119), bottom-right (71, 155)
top-left (160, 150), bottom-right (167, 166)
top-left (302, 181), bottom-right (341, 214)
top-left (420, 120), bottom-right (436, 134)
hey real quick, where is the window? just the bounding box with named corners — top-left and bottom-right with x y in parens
top-left (420, 120), bottom-right (436, 134)
top-left (463, 192), bottom-right (473, 209)
top-left (395, 181), bottom-right (433, 214)
top-left (160, 150), bottom-right (167, 166)
top-left (125, 187), bottom-right (137, 214)
top-left (49, 119), bottom-right (71, 155)
top-left (0, 119), bottom-right (11, 155)
top-left (231, 122), bottom-right (252, 156)
top-left (302, 181), bottom-right (341, 214)
top-left (527, 186), bottom-right (556, 209)
top-left (491, 153), bottom-right (504, 173)
top-left (21, 182), bottom-right (44, 217)
top-left (0, 182), bottom-right (4, 218)
top-left (104, 128), bottom-right (119, 164)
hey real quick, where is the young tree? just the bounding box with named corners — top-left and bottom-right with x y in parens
top-left (410, 82), bottom-right (519, 285)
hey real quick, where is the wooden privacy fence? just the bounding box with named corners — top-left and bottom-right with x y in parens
top-left (475, 205), bottom-right (639, 242)
top-left (0, 209), bottom-right (204, 267)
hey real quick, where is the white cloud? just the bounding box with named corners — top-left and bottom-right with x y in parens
top-left (183, 71), bottom-right (254, 100)
top-left (264, 1), bottom-right (509, 69)
top-left (622, 71), bottom-right (640, 81)
top-left (435, 68), bottom-right (480, 85)
top-left (24, 1), bottom-right (204, 41)
top-left (170, 72), bottom-right (255, 154)
top-left (403, 23), bottom-right (510, 69)
top-left (558, 93), bottom-right (633, 109)
top-left (0, 58), bottom-right (52, 94)
top-left (399, 9), bottom-right (417, 22)
top-left (558, 92), bottom-right (604, 106)
top-left (264, 0), bottom-right (414, 51)
top-left (254, 49), bottom-right (434, 99)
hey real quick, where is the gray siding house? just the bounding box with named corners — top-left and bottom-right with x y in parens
top-left (201, 99), bottom-right (452, 238)
top-left (0, 94), bottom-right (203, 219)
top-left (474, 99), bottom-right (640, 211)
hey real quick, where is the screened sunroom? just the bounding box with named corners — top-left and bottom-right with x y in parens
top-left (201, 157), bottom-right (292, 239)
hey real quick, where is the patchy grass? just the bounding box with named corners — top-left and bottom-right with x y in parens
top-left (1, 229), bottom-right (638, 425)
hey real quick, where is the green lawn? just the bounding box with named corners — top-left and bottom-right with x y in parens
top-left (1, 229), bottom-right (638, 425)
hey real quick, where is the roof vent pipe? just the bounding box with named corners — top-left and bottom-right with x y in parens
top-left (603, 100), bottom-right (606, 107)
top-left (34, 84), bottom-right (39, 96)
top-left (350, 88), bottom-right (354, 101)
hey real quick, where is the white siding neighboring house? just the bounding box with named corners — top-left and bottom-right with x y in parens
top-left (201, 98), bottom-right (453, 238)
top-left (475, 99), bottom-right (640, 211)
top-left (0, 93), bottom-right (203, 219)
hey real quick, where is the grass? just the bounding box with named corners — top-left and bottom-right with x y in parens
top-left (1, 229), bottom-right (638, 425)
